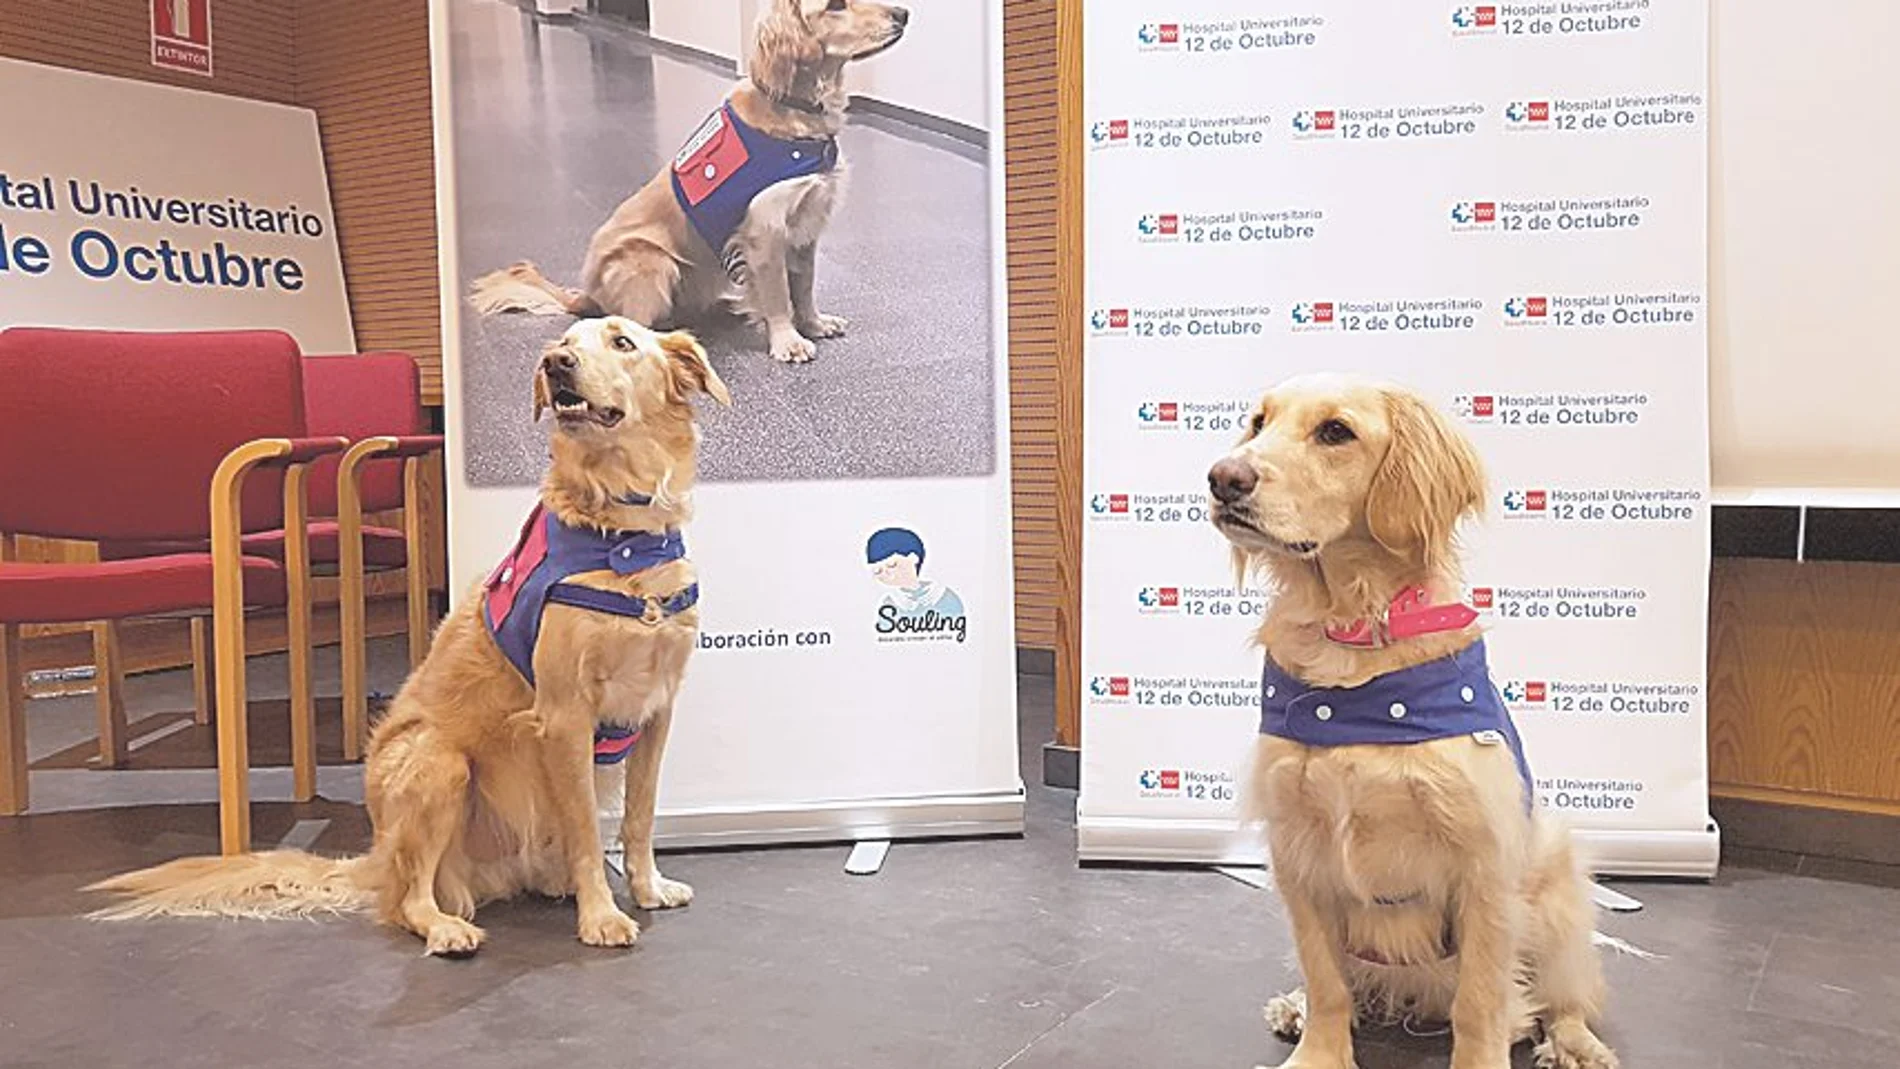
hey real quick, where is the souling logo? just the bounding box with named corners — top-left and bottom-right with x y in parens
top-left (1297, 103), bottom-right (1485, 141)
top-left (1501, 487), bottom-right (1702, 522)
top-left (865, 527), bottom-right (967, 645)
top-left (1136, 398), bottom-right (1250, 434)
top-left (1139, 767), bottom-right (1236, 802)
top-left (1136, 584), bottom-right (1258, 619)
top-left (1090, 303), bottom-right (1272, 338)
top-left (1504, 93), bottom-right (1702, 133)
top-left (1315, 298), bottom-right (1484, 333)
top-left (1139, 16), bottom-right (1323, 54)
top-left (1467, 583), bottom-right (1648, 623)
top-left (1290, 301), bottom-right (1336, 330)
top-left (1091, 674), bottom-right (1257, 710)
top-left (1454, 195), bottom-right (1653, 235)
top-left (1089, 492), bottom-right (1208, 525)
top-left (1501, 291), bottom-right (1701, 327)
top-left (1138, 208), bottom-right (1322, 246)
top-left (1467, 3), bottom-right (1649, 38)
top-left (1502, 678), bottom-right (1700, 718)
top-left (1089, 113), bottom-right (1273, 151)
top-left (1453, 391), bottom-right (1650, 429)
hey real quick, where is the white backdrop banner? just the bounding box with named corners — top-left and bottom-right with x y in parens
top-left (1078, 1), bottom-right (1716, 876)
top-left (432, 0), bottom-right (1021, 849)
top-left (0, 57), bottom-right (353, 351)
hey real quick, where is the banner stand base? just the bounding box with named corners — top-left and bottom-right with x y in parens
top-left (1080, 814), bottom-right (1723, 880)
top-left (599, 788), bottom-right (1026, 853)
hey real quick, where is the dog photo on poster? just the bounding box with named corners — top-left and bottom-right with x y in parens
top-left (449, 0), bottom-right (994, 487)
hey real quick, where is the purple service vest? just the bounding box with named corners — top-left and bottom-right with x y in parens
top-left (481, 500), bottom-right (698, 764)
top-left (670, 102), bottom-right (839, 255)
top-left (1259, 639), bottom-right (1535, 808)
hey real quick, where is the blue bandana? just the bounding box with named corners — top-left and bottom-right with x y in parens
top-left (670, 102), bottom-right (839, 256)
top-left (1259, 639), bottom-right (1534, 807)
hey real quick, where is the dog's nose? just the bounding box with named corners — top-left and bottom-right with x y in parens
top-left (891, 6), bottom-right (910, 27)
top-left (1208, 457), bottom-right (1259, 503)
top-left (544, 350), bottom-right (578, 373)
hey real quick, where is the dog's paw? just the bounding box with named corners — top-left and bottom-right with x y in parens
top-left (770, 331), bottom-right (818, 363)
top-left (1533, 1023), bottom-right (1619, 1069)
top-left (423, 916), bottom-right (486, 958)
top-left (798, 313), bottom-right (848, 339)
top-left (1263, 989), bottom-right (1307, 1043)
top-left (632, 875), bottom-right (695, 910)
top-left (577, 907), bottom-right (641, 948)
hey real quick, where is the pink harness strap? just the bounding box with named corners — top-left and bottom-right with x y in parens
top-left (1325, 586), bottom-right (1478, 648)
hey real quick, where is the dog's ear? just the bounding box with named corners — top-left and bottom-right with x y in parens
top-left (532, 363), bottom-right (550, 422)
top-left (1366, 387), bottom-right (1486, 568)
top-left (658, 330), bottom-right (731, 407)
top-left (750, 1), bottom-right (823, 102)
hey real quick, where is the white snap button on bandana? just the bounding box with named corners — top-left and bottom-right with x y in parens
top-left (1389, 702), bottom-right (1407, 719)
top-left (499, 567), bottom-right (513, 583)
top-left (792, 150), bottom-right (802, 160)
top-left (1265, 685), bottom-right (1276, 699)
top-left (1461, 686), bottom-right (1475, 703)
top-left (1315, 704), bottom-right (1333, 721)
top-left (703, 164), bottom-right (717, 180)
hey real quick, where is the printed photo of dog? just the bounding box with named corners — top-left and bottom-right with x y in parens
top-left (87, 317), bottom-right (729, 956)
top-left (1208, 374), bottom-right (1618, 1069)
top-left (446, 0), bottom-right (997, 488)
top-left (470, 0), bottom-right (908, 367)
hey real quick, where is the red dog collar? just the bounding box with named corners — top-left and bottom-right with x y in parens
top-left (1325, 585), bottom-right (1478, 648)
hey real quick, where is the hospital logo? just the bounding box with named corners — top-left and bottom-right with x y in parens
top-left (1291, 301), bottom-right (1336, 331)
top-left (1291, 110), bottom-right (1337, 139)
top-left (1138, 769), bottom-right (1182, 793)
top-left (1136, 213), bottom-right (1181, 241)
top-left (1090, 307), bottom-right (1131, 334)
top-left (1453, 394), bottom-right (1497, 423)
top-left (1091, 676), bottom-right (1133, 702)
top-left (1091, 492), bottom-right (1131, 515)
top-left (1503, 296), bottom-right (1548, 323)
top-left (1088, 492), bottom-right (1207, 525)
top-left (1137, 22), bottom-right (1182, 49)
top-left (1091, 118), bottom-right (1131, 145)
top-left (1137, 586), bottom-right (1182, 614)
top-left (1503, 488), bottom-right (1550, 515)
top-left (1505, 100), bottom-right (1551, 127)
top-left (1450, 5), bottom-right (1497, 34)
top-left (1137, 401), bottom-right (1180, 425)
top-left (1504, 488), bottom-right (1701, 522)
top-left (1450, 200), bottom-right (1498, 231)
top-left (866, 527), bottom-right (967, 645)
top-left (1502, 680), bottom-right (1549, 706)
top-left (1468, 586), bottom-right (1496, 610)
top-left (1139, 767), bottom-right (1235, 800)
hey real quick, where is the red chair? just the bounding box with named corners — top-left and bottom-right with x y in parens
top-left (300, 353), bottom-right (443, 758)
top-left (0, 328), bottom-right (343, 855)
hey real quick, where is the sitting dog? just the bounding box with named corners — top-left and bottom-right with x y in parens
top-left (89, 316), bottom-right (730, 956)
top-left (468, 0), bottom-right (910, 364)
top-left (1206, 374), bottom-right (1617, 1069)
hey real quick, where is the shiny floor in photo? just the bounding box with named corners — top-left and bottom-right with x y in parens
top-left (4, 641), bottom-right (1900, 1068)
top-left (449, 0), bottom-right (997, 488)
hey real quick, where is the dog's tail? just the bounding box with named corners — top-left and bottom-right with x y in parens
top-left (84, 850), bottom-right (372, 921)
top-left (468, 261), bottom-right (601, 317)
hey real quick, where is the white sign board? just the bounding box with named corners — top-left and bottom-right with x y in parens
top-left (0, 57), bottom-right (352, 353)
top-left (1079, 1), bottom-right (1716, 876)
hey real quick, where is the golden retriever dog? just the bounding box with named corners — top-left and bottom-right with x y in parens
top-left (468, 0), bottom-right (909, 365)
top-left (1207, 374), bottom-right (1616, 1069)
top-left (88, 316), bottom-right (730, 956)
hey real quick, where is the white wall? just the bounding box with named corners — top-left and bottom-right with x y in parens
top-left (653, 0), bottom-right (989, 132)
top-left (1711, 1), bottom-right (1900, 495)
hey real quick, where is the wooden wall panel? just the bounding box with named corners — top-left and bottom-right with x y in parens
top-left (1708, 558), bottom-right (1900, 810)
top-left (0, 0), bottom-right (296, 103)
top-left (295, 0), bottom-right (444, 404)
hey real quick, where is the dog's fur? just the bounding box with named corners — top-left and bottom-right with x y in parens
top-left (467, 0), bottom-right (908, 365)
top-left (1207, 374), bottom-right (1616, 1069)
top-left (87, 317), bottom-right (731, 956)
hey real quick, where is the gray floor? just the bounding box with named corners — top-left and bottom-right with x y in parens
top-left (5, 642), bottom-right (1900, 1067)
top-left (450, 0), bottom-right (997, 487)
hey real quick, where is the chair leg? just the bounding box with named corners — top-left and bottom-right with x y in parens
top-left (339, 492), bottom-right (368, 763)
top-left (284, 466), bottom-right (317, 803)
top-left (91, 622), bottom-right (129, 768)
top-left (1, 623), bottom-right (26, 816)
top-left (190, 616), bottom-right (215, 725)
top-left (403, 456), bottom-right (432, 670)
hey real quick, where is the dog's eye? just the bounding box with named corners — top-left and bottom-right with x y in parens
top-left (611, 335), bottom-right (635, 352)
top-left (1248, 412), bottom-right (1266, 437)
top-left (1314, 419), bottom-right (1356, 446)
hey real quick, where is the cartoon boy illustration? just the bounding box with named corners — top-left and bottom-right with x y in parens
top-left (866, 527), bottom-right (964, 619)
